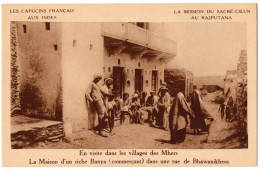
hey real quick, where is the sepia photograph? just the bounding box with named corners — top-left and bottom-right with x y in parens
top-left (10, 21), bottom-right (248, 149)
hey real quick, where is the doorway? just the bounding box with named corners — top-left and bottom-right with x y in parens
top-left (152, 70), bottom-right (158, 94)
top-left (113, 67), bottom-right (125, 98)
top-left (135, 69), bottom-right (143, 94)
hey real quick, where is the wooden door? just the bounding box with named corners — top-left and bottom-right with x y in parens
top-left (135, 69), bottom-right (143, 94)
top-left (113, 67), bottom-right (124, 98)
top-left (152, 70), bottom-right (158, 94)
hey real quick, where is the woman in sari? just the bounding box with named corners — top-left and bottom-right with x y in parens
top-left (169, 92), bottom-right (194, 144)
top-left (190, 88), bottom-right (213, 134)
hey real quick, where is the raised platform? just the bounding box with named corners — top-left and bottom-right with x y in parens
top-left (11, 115), bottom-right (63, 149)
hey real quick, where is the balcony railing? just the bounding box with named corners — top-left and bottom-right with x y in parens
top-left (101, 22), bottom-right (177, 56)
top-left (101, 22), bottom-right (127, 40)
top-left (127, 23), bottom-right (148, 46)
top-left (163, 37), bottom-right (177, 55)
top-left (149, 32), bottom-right (164, 51)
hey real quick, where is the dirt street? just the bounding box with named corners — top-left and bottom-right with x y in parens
top-left (26, 93), bottom-right (241, 149)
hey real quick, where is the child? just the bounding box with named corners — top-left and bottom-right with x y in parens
top-left (107, 94), bottom-right (116, 134)
top-left (119, 93), bottom-right (131, 125)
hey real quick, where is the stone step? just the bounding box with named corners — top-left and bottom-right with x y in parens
top-left (11, 116), bottom-right (64, 149)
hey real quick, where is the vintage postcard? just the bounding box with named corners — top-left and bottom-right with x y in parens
top-left (2, 3), bottom-right (257, 167)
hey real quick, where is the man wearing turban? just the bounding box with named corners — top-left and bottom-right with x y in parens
top-left (86, 73), bottom-right (108, 137)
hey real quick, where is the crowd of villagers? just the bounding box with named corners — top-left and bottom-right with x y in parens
top-left (86, 73), bottom-right (214, 144)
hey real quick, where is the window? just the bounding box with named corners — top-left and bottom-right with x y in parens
top-left (22, 25), bottom-right (26, 33)
top-left (136, 22), bottom-right (149, 30)
top-left (108, 67), bottom-right (111, 72)
top-left (137, 22), bottom-right (145, 28)
top-left (118, 59), bottom-right (120, 65)
top-left (54, 44), bottom-right (58, 51)
top-left (138, 62), bottom-right (140, 67)
top-left (73, 40), bottom-right (77, 47)
top-left (45, 22), bottom-right (50, 30)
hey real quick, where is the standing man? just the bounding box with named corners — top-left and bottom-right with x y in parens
top-left (100, 78), bottom-right (113, 110)
top-left (100, 78), bottom-right (115, 134)
top-left (85, 73), bottom-right (108, 138)
top-left (156, 87), bottom-right (171, 129)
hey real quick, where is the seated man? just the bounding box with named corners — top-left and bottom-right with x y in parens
top-left (145, 91), bottom-right (158, 123)
top-left (131, 94), bottom-right (144, 124)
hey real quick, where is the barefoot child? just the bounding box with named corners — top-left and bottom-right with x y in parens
top-left (119, 93), bottom-right (131, 125)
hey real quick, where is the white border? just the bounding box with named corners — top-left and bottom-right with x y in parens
top-left (0, 0), bottom-right (258, 170)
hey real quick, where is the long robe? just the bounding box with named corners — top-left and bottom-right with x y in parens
top-left (156, 94), bottom-right (170, 128)
top-left (169, 92), bottom-right (193, 143)
top-left (190, 90), bottom-right (212, 130)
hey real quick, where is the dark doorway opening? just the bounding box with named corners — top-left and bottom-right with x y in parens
top-left (135, 69), bottom-right (143, 94)
top-left (152, 70), bottom-right (158, 94)
top-left (113, 67), bottom-right (125, 98)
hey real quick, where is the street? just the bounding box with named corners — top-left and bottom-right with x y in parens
top-left (26, 92), bottom-right (241, 149)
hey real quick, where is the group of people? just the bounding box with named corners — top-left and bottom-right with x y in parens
top-left (86, 73), bottom-right (213, 144)
top-left (85, 73), bottom-right (116, 138)
top-left (144, 85), bottom-right (213, 144)
top-left (118, 92), bottom-right (144, 125)
top-left (85, 73), bottom-right (147, 138)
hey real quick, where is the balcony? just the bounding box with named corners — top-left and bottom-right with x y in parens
top-left (101, 22), bottom-right (177, 60)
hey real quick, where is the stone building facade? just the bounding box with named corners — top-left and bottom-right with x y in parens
top-left (12, 22), bottom-right (177, 135)
top-left (15, 22), bottom-right (63, 121)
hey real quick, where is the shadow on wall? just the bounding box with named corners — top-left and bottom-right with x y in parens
top-left (20, 83), bottom-right (44, 118)
top-left (19, 81), bottom-right (63, 121)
